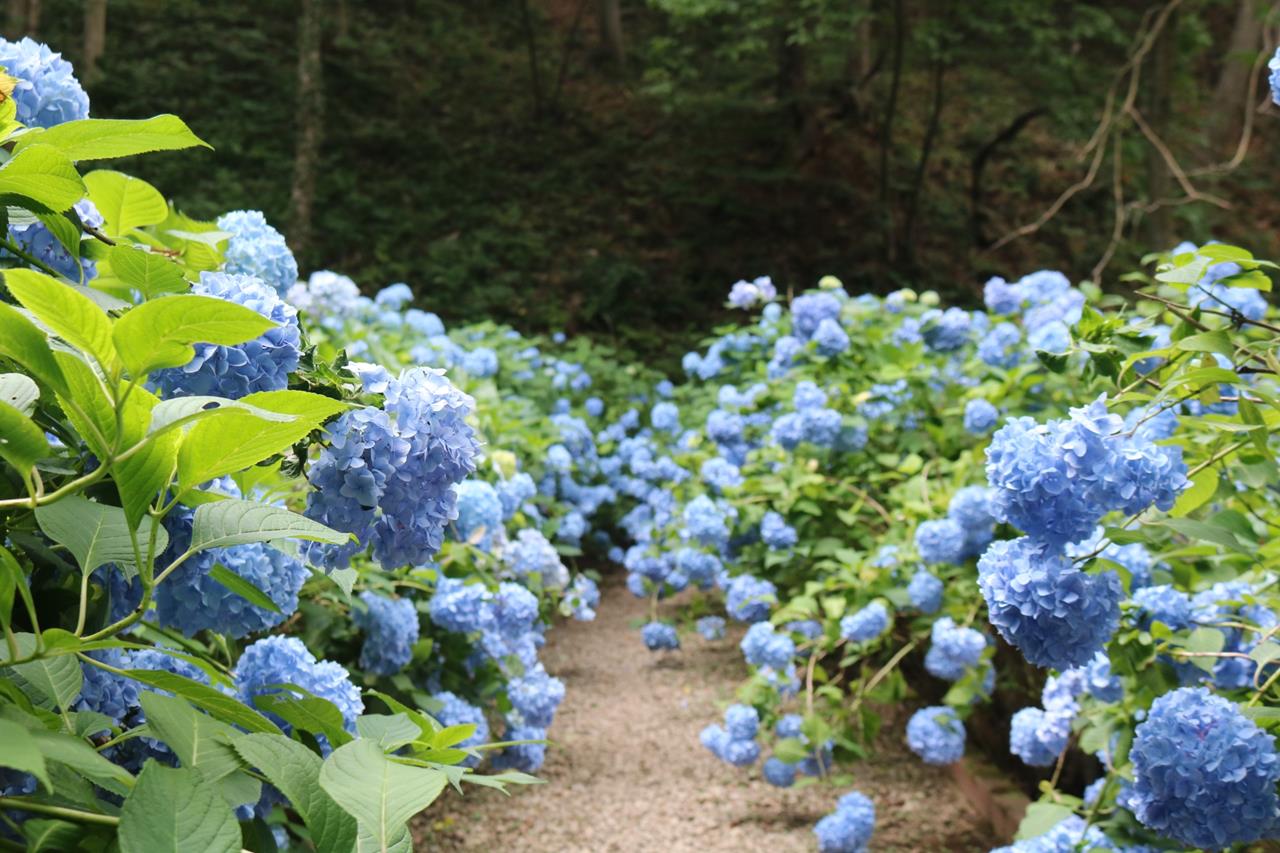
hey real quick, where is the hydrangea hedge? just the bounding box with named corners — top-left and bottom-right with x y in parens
top-left (4, 34), bottom-right (1280, 853)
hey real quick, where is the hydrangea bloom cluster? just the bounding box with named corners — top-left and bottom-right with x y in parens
top-left (8, 199), bottom-right (101, 282)
top-left (216, 210), bottom-right (298, 295)
top-left (813, 791), bottom-right (875, 853)
top-left (905, 706), bottom-right (965, 765)
top-left (304, 368), bottom-right (480, 571)
top-left (914, 518), bottom-right (966, 565)
top-left (840, 602), bottom-right (889, 643)
top-left (503, 528), bottom-right (569, 586)
top-left (963, 398), bottom-right (999, 434)
top-left (151, 271), bottom-right (301, 400)
top-left (907, 569), bottom-right (943, 613)
top-left (725, 574), bottom-right (776, 622)
top-left (0, 37), bottom-right (89, 127)
top-left (760, 511), bottom-right (797, 550)
top-left (453, 479), bottom-right (504, 551)
top-left (642, 621), bottom-right (680, 650)
top-left (1128, 687), bottom-right (1280, 849)
top-left (791, 292), bottom-right (842, 340)
top-left (233, 636), bottom-right (363, 734)
top-left (727, 276), bottom-right (777, 308)
top-left (696, 615), bottom-right (726, 640)
top-left (507, 664), bottom-right (565, 728)
top-left (429, 691), bottom-right (490, 767)
top-left (923, 617), bottom-right (986, 681)
top-left (977, 537), bottom-right (1123, 669)
top-left (700, 705), bottom-right (760, 767)
top-left (740, 621), bottom-right (796, 669)
top-left (353, 592), bottom-right (419, 675)
top-left (990, 816), bottom-right (1122, 853)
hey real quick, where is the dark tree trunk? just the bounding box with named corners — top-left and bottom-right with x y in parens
top-left (82, 0), bottom-right (107, 85)
top-left (521, 0), bottom-right (544, 116)
top-left (879, 0), bottom-right (905, 261)
top-left (1209, 0), bottom-right (1260, 152)
top-left (288, 0), bottom-right (324, 259)
top-left (7, 0), bottom-right (39, 37)
top-left (1143, 8), bottom-right (1177, 249)
top-left (595, 0), bottom-right (624, 70)
top-left (901, 60), bottom-right (946, 264)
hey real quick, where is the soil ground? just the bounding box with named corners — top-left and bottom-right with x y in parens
top-left (416, 575), bottom-right (996, 852)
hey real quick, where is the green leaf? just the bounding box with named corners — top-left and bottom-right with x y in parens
top-left (83, 170), bottom-right (167, 237)
top-left (253, 692), bottom-right (351, 748)
top-left (0, 546), bottom-right (20, 632)
top-left (1249, 641), bottom-right (1280, 666)
top-left (51, 350), bottom-right (114, 459)
top-left (137, 692), bottom-right (259, 807)
top-left (0, 301), bottom-right (68, 396)
top-left (3, 268), bottom-right (116, 368)
top-left (318, 740), bottom-right (448, 853)
top-left (1155, 517), bottom-right (1250, 553)
top-left (109, 244), bottom-right (190, 298)
top-left (1015, 802), bottom-right (1077, 841)
top-left (356, 714), bottom-right (421, 752)
top-left (190, 499), bottom-right (348, 553)
top-left (1185, 627), bottom-right (1226, 672)
top-left (28, 726), bottom-right (134, 796)
top-left (110, 383), bottom-right (179, 529)
top-left (34, 211), bottom-right (84, 280)
top-left (118, 764), bottom-right (241, 853)
top-left (9, 633), bottom-right (82, 711)
top-left (14, 115), bottom-right (210, 162)
top-left (111, 294), bottom-right (276, 377)
top-left (0, 400), bottom-right (49, 474)
top-left (122, 669), bottom-right (282, 735)
top-left (0, 372), bottom-right (39, 414)
top-left (176, 390), bottom-right (347, 491)
top-left (232, 733), bottom-right (359, 853)
top-left (22, 819), bottom-right (86, 852)
top-left (0, 718), bottom-right (50, 790)
top-left (1175, 331), bottom-right (1234, 356)
top-left (34, 496), bottom-right (168, 575)
top-left (208, 562), bottom-right (282, 614)
top-left (0, 144), bottom-right (85, 212)
top-left (1171, 469), bottom-right (1218, 517)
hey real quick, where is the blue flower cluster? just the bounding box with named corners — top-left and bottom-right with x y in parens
top-left (0, 36), bottom-right (89, 127)
top-left (216, 210), bottom-right (298, 295)
top-left (8, 199), bottom-right (102, 282)
top-left (740, 621), bottom-right (796, 670)
top-left (907, 569), bottom-right (943, 613)
top-left (304, 368), bottom-right (480, 571)
top-left (353, 592), bottom-right (419, 676)
top-left (924, 617), bottom-right (986, 681)
top-left (429, 691), bottom-right (490, 767)
top-left (840, 601), bottom-right (889, 642)
top-left (1128, 687), bottom-right (1280, 849)
top-left (760, 511), bottom-right (797, 550)
top-left (905, 706), bottom-right (965, 765)
top-left (700, 704), bottom-right (760, 767)
top-left (725, 574), bottom-right (776, 623)
top-left (233, 636), bottom-right (363, 735)
top-left (727, 276), bottom-right (776, 309)
top-left (642, 621), bottom-right (680, 650)
top-left (963, 398), bottom-right (999, 434)
top-left (453, 479), bottom-right (504, 551)
top-left (151, 271), bottom-right (301, 400)
top-left (814, 791), bottom-right (875, 853)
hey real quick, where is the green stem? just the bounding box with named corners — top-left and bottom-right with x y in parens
top-left (0, 237), bottom-right (67, 279)
top-left (0, 798), bottom-right (119, 826)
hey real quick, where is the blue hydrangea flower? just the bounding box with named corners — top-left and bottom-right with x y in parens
top-left (924, 617), bottom-right (986, 681)
top-left (947, 485), bottom-right (996, 558)
top-left (725, 575), bottom-right (776, 623)
top-left (1081, 651), bottom-right (1122, 702)
top-left (1009, 706), bottom-right (1067, 767)
top-left (75, 649), bottom-right (139, 724)
top-left (642, 621), bottom-right (680, 650)
top-left (305, 368), bottom-right (480, 571)
top-left (150, 271), bottom-right (300, 400)
top-left (682, 495), bottom-right (731, 548)
top-left (907, 569), bottom-right (943, 613)
top-left (429, 576), bottom-right (494, 634)
top-left (922, 307), bottom-right (971, 352)
top-left (1131, 584), bottom-right (1194, 630)
top-left (840, 602), bottom-right (889, 643)
top-left (791, 292), bottom-right (842, 340)
top-left (700, 457), bottom-right (743, 492)
top-left (984, 277), bottom-right (1021, 315)
top-left (429, 691), bottom-right (489, 767)
top-left (156, 540), bottom-right (307, 639)
top-left (234, 636), bottom-right (363, 734)
top-left (7, 199), bottom-right (101, 282)
top-left (728, 276), bottom-right (776, 308)
top-left (696, 616), bottom-right (726, 640)
top-left (760, 511), bottom-right (797, 550)
top-left (454, 480), bottom-right (504, 551)
top-left (1129, 687), bottom-right (1280, 849)
top-left (0, 37), bottom-right (88, 127)
top-left (964, 399), bottom-right (999, 434)
top-left (906, 706), bottom-right (965, 765)
top-left (566, 574), bottom-right (599, 621)
top-left (814, 791), bottom-right (875, 853)
top-left (507, 664), bottom-right (565, 729)
top-left (813, 317), bottom-right (850, 356)
top-left (990, 815), bottom-right (1122, 853)
top-left (1066, 527), bottom-right (1156, 590)
top-left (740, 622), bottom-right (796, 670)
top-left (651, 401), bottom-right (681, 433)
top-left (491, 724), bottom-right (547, 772)
top-left (724, 704), bottom-right (759, 740)
top-left (461, 347), bottom-right (499, 377)
top-left (978, 537), bottom-right (1122, 669)
top-left (915, 519), bottom-right (966, 565)
top-left (216, 210), bottom-right (298, 295)
top-left (763, 756), bottom-right (797, 787)
top-left (353, 592), bottom-right (419, 676)
top-left (977, 322), bottom-right (1022, 368)
top-left (496, 472), bottom-right (537, 519)
top-left (286, 269), bottom-right (364, 320)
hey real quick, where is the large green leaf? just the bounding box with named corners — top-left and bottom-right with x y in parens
top-left (232, 733), bottom-right (359, 853)
top-left (190, 499), bottom-right (348, 553)
top-left (1171, 469), bottom-right (1219, 517)
top-left (148, 394), bottom-right (296, 438)
top-left (29, 729), bottom-right (133, 796)
top-left (118, 764), bottom-right (240, 853)
top-left (8, 633), bottom-right (82, 711)
top-left (137, 692), bottom-right (260, 808)
top-left (0, 372), bottom-right (40, 414)
top-left (176, 390), bottom-right (347, 492)
top-left (0, 144), bottom-right (85, 212)
top-left (122, 669), bottom-right (282, 735)
top-left (34, 496), bottom-right (168, 575)
top-left (109, 244), bottom-right (190, 299)
top-left (1015, 802), bottom-right (1077, 841)
top-left (111, 294), bottom-right (276, 378)
top-left (318, 740), bottom-right (448, 853)
top-left (83, 170), bottom-right (167, 238)
top-left (3, 269), bottom-right (115, 368)
top-left (51, 350), bottom-right (114, 460)
top-left (207, 562), bottom-right (282, 614)
top-left (0, 717), bottom-right (50, 790)
top-left (22, 820), bottom-right (86, 852)
top-left (0, 400), bottom-right (49, 474)
top-left (110, 383), bottom-right (179, 529)
top-left (14, 115), bottom-right (210, 162)
top-left (253, 692), bottom-right (351, 747)
top-left (0, 302), bottom-right (68, 396)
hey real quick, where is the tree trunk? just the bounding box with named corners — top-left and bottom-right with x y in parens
top-left (595, 0), bottom-right (624, 69)
top-left (1209, 0), bottom-right (1260, 152)
top-left (520, 0), bottom-right (544, 116)
top-left (82, 0), bottom-right (107, 85)
top-left (901, 60), bottom-right (945, 264)
top-left (287, 0), bottom-right (324, 260)
top-left (7, 0), bottom-right (39, 37)
top-left (1143, 8), bottom-right (1176, 250)
top-left (879, 0), bottom-right (905, 261)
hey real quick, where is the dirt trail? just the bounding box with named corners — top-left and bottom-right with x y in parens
top-left (417, 576), bottom-right (994, 852)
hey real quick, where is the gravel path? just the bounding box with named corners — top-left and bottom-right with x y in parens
top-left (416, 576), bottom-right (994, 852)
